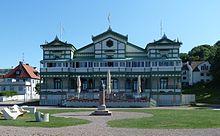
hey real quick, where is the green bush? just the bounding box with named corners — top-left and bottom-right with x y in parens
top-left (0, 91), bottom-right (17, 97)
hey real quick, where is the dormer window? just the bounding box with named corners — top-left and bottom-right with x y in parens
top-left (106, 40), bottom-right (113, 47)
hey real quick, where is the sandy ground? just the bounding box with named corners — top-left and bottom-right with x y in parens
top-left (0, 111), bottom-right (220, 136)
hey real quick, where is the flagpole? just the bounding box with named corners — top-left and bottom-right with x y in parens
top-left (108, 13), bottom-right (111, 28)
top-left (60, 22), bottom-right (62, 40)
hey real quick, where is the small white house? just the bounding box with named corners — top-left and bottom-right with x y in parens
top-left (182, 61), bottom-right (212, 86)
top-left (0, 62), bottom-right (40, 101)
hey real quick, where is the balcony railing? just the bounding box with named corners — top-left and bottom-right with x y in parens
top-left (40, 66), bottom-right (182, 73)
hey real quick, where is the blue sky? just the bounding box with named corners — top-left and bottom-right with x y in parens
top-left (1, 0), bottom-right (220, 69)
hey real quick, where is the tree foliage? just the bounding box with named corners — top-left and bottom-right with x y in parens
top-left (210, 47), bottom-right (220, 87)
top-left (188, 44), bottom-right (213, 61)
top-left (179, 53), bottom-right (189, 62)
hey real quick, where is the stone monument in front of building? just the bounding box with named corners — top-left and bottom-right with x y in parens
top-left (90, 81), bottom-right (112, 116)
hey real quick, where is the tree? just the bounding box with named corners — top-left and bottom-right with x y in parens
top-left (35, 83), bottom-right (40, 94)
top-left (210, 47), bottom-right (220, 87)
top-left (180, 53), bottom-right (189, 62)
top-left (188, 44), bottom-right (212, 61)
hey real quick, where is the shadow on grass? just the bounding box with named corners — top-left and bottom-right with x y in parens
top-left (26, 120), bottom-right (38, 122)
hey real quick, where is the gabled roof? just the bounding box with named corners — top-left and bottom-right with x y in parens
top-left (182, 63), bottom-right (189, 70)
top-left (147, 34), bottom-right (182, 47)
top-left (76, 43), bottom-right (94, 53)
top-left (40, 36), bottom-right (76, 50)
top-left (92, 27), bottom-right (128, 41)
top-left (4, 62), bottom-right (40, 79)
top-left (189, 61), bottom-right (205, 72)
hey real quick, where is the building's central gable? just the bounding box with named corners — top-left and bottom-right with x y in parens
top-left (94, 36), bottom-right (126, 59)
top-left (92, 28), bottom-right (127, 59)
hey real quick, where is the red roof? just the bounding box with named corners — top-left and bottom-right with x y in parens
top-left (4, 62), bottom-right (40, 79)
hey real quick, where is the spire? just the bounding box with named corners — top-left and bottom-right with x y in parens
top-left (108, 26), bottom-right (112, 31)
top-left (162, 33), bottom-right (167, 39)
top-left (54, 35), bottom-right (59, 41)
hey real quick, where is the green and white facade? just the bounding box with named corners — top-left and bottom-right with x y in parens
top-left (40, 28), bottom-right (182, 106)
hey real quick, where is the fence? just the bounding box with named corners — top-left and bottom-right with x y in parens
top-left (181, 94), bottom-right (195, 105)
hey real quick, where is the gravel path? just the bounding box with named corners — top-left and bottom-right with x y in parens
top-left (0, 111), bottom-right (219, 136)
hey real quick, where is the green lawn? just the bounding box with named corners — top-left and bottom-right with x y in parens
top-left (1, 108), bottom-right (220, 129)
top-left (0, 109), bottom-right (91, 128)
top-left (108, 109), bottom-right (220, 129)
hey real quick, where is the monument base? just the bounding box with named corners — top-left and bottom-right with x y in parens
top-left (90, 104), bottom-right (112, 116)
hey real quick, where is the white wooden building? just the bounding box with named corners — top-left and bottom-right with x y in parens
top-left (40, 28), bottom-right (182, 107)
top-left (182, 61), bottom-right (212, 86)
top-left (0, 62), bottom-right (40, 101)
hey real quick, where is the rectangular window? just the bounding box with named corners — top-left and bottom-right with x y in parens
top-left (44, 51), bottom-right (49, 54)
top-left (72, 62), bottom-right (75, 68)
top-left (150, 54), bottom-right (156, 57)
top-left (201, 66), bottom-right (204, 70)
top-left (126, 62), bottom-right (131, 67)
top-left (19, 86), bottom-right (23, 91)
top-left (100, 62), bottom-right (107, 67)
top-left (133, 80), bottom-right (137, 91)
top-left (173, 49), bottom-right (178, 53)
top-left (152, 61), bottom-right (157, 66)
top-left (176, 61), bottom-right (181, 66)
top-left (76, 62), bottom-right (79, 68)
top-left (150, 50), bottom-right (155, 53)
top-left (1, 86), bottom-right (6, 91)
top-left (44, 55), bottom-right (49, 59)
top-left (57, 63), bottom-right (62, 67)
top-left (82, 80), bottom-right (88, 91)
top-left (169, 61), bottom-right (174, 66)
top-left (10, 86), bottom-right (14, 91)
top-left (201, 73), bottom-right (204, 76)
top-left (120, 62), bottom-right (125, 67)
top-left (132, 62), bottom-right (137, 67)
top-left (94, 62), bottom-right (99, 67)
top-left (182, 71), bottom-right (187, 75)
top-left (114, 62), bottom-right (118, 67)
top-left (125, 79), bottom-right (131, 89)
top-left (79, 62), bottom-right (87, 67)
top-left (160, 78), bottom-right (168, 89)
top-left (65, 55), bottom-right (70, 59)
top-left (88, 62), bottom-right (93, 67)
top-left (112, 79), bottom-right (118, 89)
top-left (141, 62), bottom-right (144, 67)
top-left (145, 61), bottom-right (150, 67)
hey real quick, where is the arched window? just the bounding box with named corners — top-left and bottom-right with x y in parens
top-left (54, 78), bottom-right (62, 89)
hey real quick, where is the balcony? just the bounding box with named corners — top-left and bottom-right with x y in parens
top-left (40, 66), bottom-right (182, 73)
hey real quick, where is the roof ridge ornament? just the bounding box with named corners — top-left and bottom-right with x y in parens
top-left (54, 35), bottom-right (59, 41)
top-left (162, 33), bottom-right (167, 39)
top-left (108, 26), bottom-right (112, 31)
